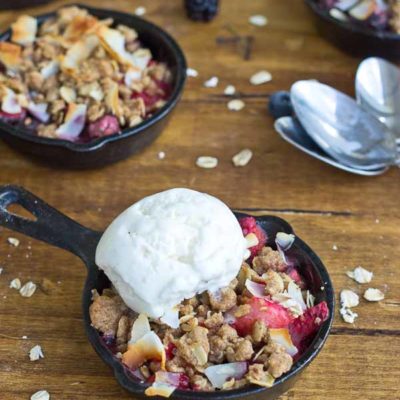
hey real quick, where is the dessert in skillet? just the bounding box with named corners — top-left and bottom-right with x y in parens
top-left (90, 189), bottom-right (329, 397)
top-left (0, 6), bottom-right (172, 142)
top-left (319, 0), bottom-right (400, 33)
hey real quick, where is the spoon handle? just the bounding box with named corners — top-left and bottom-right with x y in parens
top-left (0, 185), bottom-right (101, 263)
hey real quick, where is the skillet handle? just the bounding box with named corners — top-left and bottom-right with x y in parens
top-left (0, 185), bottom-right (101, 263)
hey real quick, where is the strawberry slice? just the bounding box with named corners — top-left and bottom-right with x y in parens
top-left (239, 217), bottom-right (267, 259)
top-left (289, 301), bottom-right (329, 353)
top-left (232, 297), bottom-right (294, 336)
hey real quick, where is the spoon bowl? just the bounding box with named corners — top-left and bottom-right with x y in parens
top-left (290, 80), bottom-right (398, 169)
top-left (356, 57), bottom-right (400, 139)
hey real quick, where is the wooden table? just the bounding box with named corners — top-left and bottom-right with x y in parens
top-left (0, 0), bottom-right (399, 399)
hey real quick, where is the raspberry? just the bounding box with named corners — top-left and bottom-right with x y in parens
top-left (184, 0), bottom-right (219, 22)
top-left (239, 217), bottom-right (267, 259)
top-left (87, 115), bottom-right (120, 138)
top-left (233, 297), bottom-right (294, 337)
top-left (289, 301), bottom-right (329, 353)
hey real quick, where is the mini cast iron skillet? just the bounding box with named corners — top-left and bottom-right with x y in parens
top-left (305, 0), bottom-right (400, 59)
top-left (0, 5), bottom-right (186, 168)
top-left (0, 185), bottom-right (334, 400)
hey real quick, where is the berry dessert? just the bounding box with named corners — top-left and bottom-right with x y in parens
top-left (318, 0), bottom-right (400, 33)
top-left (0, 6), bottom-right (172, 142)
top-left (90, 188), bottom-right (329, 397)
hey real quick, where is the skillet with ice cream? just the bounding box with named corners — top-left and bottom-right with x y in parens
top-left (0, 185), bottom-right (334, 399)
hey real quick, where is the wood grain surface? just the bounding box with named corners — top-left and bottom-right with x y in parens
top-left (0, 0), bottom-right (399, 399)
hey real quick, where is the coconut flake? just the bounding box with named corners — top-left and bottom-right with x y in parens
top-left (196, 156), bottom-right (218, 169)
top-left (29, 344), bottom-right (44, 361)
top-left (40, 61), bottom-right (60, 79)
top-left (20, 281), bottom-right (37, 297)
top-left (349, 0), bottom-right (375, 20)
top-left (340, 289), bottom-right (359, 308)
top-left (204, 362), bottom-right (247, 389)
top-left (124, 68), bottom-right (142, 87)
top-left (275, 232), bottom-right (295, 265)
top-left (122, 331), bottom-right (166, 370)
top-left (129, 314), bottom-right (151, 344)
top-left (306, 290), bottom-right (315, 308)
top-left (59, 86), bottom-right (77, 104)
top-left (249, 15), bottom-right (268, 27)
top-left (27, 102), bottom-right (50, 123)
top-left (55, 103), bottom-right (87, 140)
top-left (287, 281), bottom-right (307, 311)
top-left (227, 99), bottom-right (245, 111)
top-left (340, 306), bottom-right (358, 324)
top-left (1, 88), bottom-right (22, 114)
top-left (10, 278), bottom-right (21, 290)
top-left (224, 85), bottom-right (236, 95)
top-left (186, 68), bottom-right (198, 77)
top-left (204, 76), bottom-right (219, 88)
top-left (131, 49), bottom-right (152, 71)
top-left (245, 233), bottom-right (259, 248)
top-left (30, 390), bottom-right (50, 400)
top-left (346, 266), bottom-right (373, 284)
top-left (269, 328), bottom-right (298, 356)
top-left (62, 35), bottom-right (99, 73)
top-left (232, 148), bottom-right (253, 167)
top-left (250, 70), bottom-right (272, 85)
top-left (363, 288), bottom-right (385, 302)
top-left (245, 279), bottom-right (266, 298)
top-left (11, 15), bottom-right (37, 46)
top-left (160, 306), bottom-right (180, 329)
top-left (144, 381), bottom-right (175, 398)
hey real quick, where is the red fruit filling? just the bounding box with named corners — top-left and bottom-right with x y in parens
top-left (239, 217), bottom-right (267, 259)
top-left (0, 109), bottom-right (26, 121)
top-left (166, 342), bottom-right (177, 360)
top-left (289, 301), bottom-right (329, 353)
top-left (233, 297), bottom-right (294, 336)
top-left (87, 115), bottom-right (120, 138)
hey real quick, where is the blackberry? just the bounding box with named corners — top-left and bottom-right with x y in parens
top-left (184, 0), bottom-right (219, 22)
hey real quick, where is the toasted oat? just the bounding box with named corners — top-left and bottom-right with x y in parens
top-left (340, 306), bottom-right (358, 324)
top-left (232, 148), bottom-right (253, 167)
top-left (7, 237), bottom-right (20, 247)
top-left (332, 244), bottom-right (338, 251)
top-left (29, 344), bottom-right (44, 361)
top-left (227, 99), bottom-right (245, 111)
top-left (186, 68), bottom-right (199, 77)
top-left (30, 390), bottom-right (50, 400)
top-left (340, 289), bottom-right (359, 308)
top-left (249, 15), bottom-right (268, 27)
top-left (250, 70), bottom-right (272, 85)
top-left (20, 281), bottom-right (37, 297)
top-left (134, 6), bottom-right (146, 16)
top-left (346, 266), bottom-right (373, 284)
top-left (363, 288), bottom-right (385, 302)
top-left (224, 85), bottom-right (235, 96)
top-left (196, 156), bottom-right (218, 169)
top-left (10, 278), bottom-right (21, 290)
top-left (158, 151), bottom-right (166, 160)
top-left (204, 76), bottom-right (218, 88)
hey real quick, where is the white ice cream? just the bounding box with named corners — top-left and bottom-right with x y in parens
top-left (95, 188), bottom-right (247, 319)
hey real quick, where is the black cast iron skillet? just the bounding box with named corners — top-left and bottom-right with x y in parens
top-left (305, 0), bottom-right (400, 60)
top-left (0, 4), bottom-right (187, 168)
top-left (0, 185), bottom-right (334, 400)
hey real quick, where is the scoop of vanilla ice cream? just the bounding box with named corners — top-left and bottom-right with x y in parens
top-left (95, 188), bottom-right (247, 319)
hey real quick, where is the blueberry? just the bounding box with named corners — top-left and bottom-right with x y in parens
top-left (268, 91), bottom-right (293, 119)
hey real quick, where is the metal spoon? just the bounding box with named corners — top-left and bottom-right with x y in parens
top-left (355, 57), bottom-right (400, 139)
top-left (290, 80), bottom-right (399, 170)
top-left (274, 116), bottom-right (388, 176)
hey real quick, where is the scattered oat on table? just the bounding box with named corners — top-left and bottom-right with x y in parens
top-left (196, 156), bottom-right (218, 169)
top-left (340, 307), bottom-right (358, 324)
top-left (186, 67), bottom-right (199, 77)
top-left (0, 267), bottom-right (3, 275)
top-left (346, 266), bottom-right (373, 284)
top-left (332, 244), bottom-right (338, 251)
top-left (29, 345), bottom-right (44, 361)
top-left (7, 237), bottom-right (20, 247)
top-left (227, 99), bottom-right (245, 111)
top-left (249, 15), bottom-right (268, 26)
top-left (9, 278), bottom-right (21, 290)
top-left (22, 335), bottom-right (28, 340)
top-left (250, 70), bottom-right (272, 85)
top-left (20, 281), bottom-right (37, 298)
top-left (134, 6), bottom-right (146, 16)
top-left (232, 148), bottom-right (253, 167)
top-left (204, 76), bottom-right (219, 88)
top-left (340, 289), bottom-right (359, 308)
top-left (224, 85), bottom-right (236, 95)
top-left (158, 151), bottom-right (166, 160)
top-left (31, 390), bottom-right (50, 400)
top-left (364, 288), bottom-right (385, 302)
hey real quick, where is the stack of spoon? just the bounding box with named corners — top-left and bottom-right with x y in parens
top-left (271, 57), bottom-right (400, 176)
